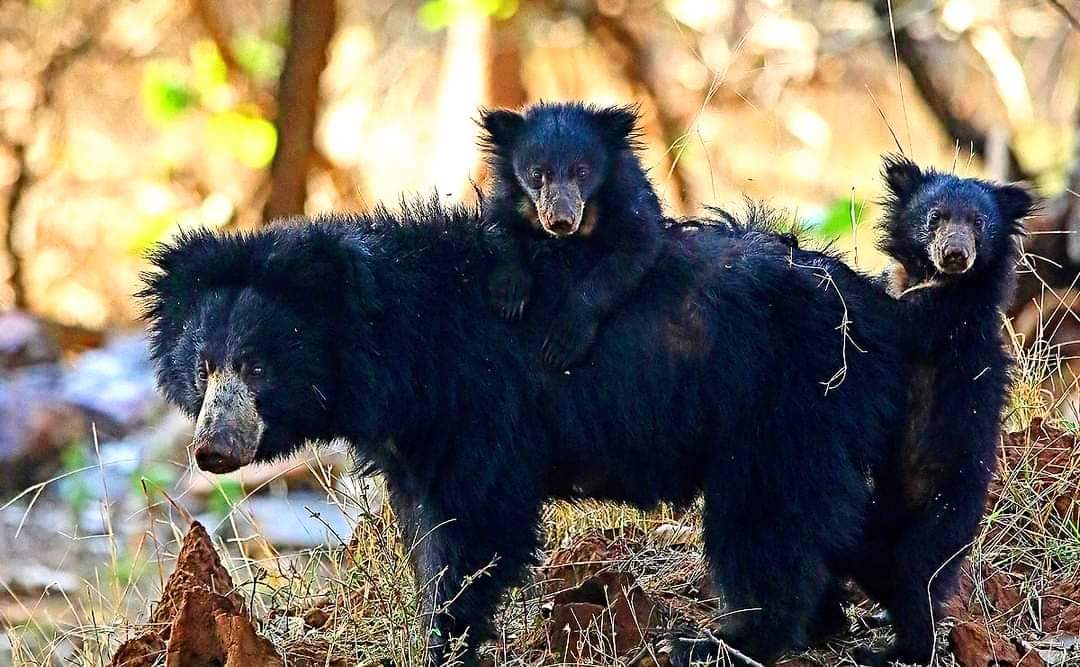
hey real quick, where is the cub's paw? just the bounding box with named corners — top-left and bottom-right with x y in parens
top-left (487, 264), bottom-right (531, 321)
top-left (541, 308), bottom-right (598, 370)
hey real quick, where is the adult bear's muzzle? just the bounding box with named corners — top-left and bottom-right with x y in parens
top-left (192, 368), bottom-right (264, 473)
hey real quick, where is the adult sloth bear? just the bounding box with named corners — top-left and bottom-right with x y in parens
top-left (141, 199), bottom-right (906, 666)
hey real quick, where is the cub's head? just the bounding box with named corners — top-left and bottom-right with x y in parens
top-left (879, 154), bottom-right (1035, 283)
top-left (140, 224), bottom-right (376, 474)
top-left (479, 102), bottom-right (641, 238)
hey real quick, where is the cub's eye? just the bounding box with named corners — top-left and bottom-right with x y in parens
top-left (928, 209), bottom-right (941, 223)
top-left (249, 365), bottom-right (265, 377)
top-left (526, 166), bottom-right (544, 189)
top-left (574, 163), bottom-right (591, 180)
top-left (974, 215), bottom-right (987, 227)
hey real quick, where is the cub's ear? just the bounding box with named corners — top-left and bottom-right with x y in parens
top-left (991, 182), bottom-right (1036, 226)
top-left (593, 104), bottom-right (642, 148)
top-left (479, 109), bottom-right (525, 150)
top-left (881, 154), bottom-right (926, 205)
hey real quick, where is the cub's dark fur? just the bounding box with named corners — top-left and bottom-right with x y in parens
top-left (837, 156), bottom-right (1035, 666)
top-left (480, 102), bottom-right (664, 369)
top-left (141, 198), bottom-right (908, 666)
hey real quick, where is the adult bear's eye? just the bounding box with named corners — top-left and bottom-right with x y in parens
top-left (928, 209), bottom-right (941, 224)
top-left (574, 163), bottom-right (590, 181)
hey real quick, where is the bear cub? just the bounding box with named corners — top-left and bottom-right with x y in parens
top-left (479, 102), bottom-right (664, 369)
top-left (843, 155), bottom-right (1035, 666)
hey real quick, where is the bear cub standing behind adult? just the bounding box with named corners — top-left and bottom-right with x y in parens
top-left (839, 155), bottom-right (1035, 666)
top-left (480, 102), bottom-right (664, 369)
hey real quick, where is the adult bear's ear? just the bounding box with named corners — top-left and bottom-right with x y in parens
top-left (991, 182), bottom-right (1037, 231)
top-left (593, 104), bottom-right (642, 149)
top-left (881, 153), bottom-right (925, 207)
top-left (479, 108), bottom-right (525, 151)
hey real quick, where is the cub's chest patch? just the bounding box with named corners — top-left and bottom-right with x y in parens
top-left (576, 204), bottom-right (600, 238)
top-left (885, 261), bottom-right (909, 298)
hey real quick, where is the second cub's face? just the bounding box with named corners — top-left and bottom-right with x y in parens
top-left (481, 104), bottom-right (639, 238)
top-left (881, 155), bottom-right (1033, 279)
top-left (921, 195), bottom-right (986, 275)
top-left (511, 138), bottom-right (606, 237)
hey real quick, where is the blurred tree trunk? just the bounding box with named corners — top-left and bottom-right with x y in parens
top-left (262, 0), bottom-right (337, 224)
top-left (869, 0), bottom-right (1029, 182)
top-left (469, 16), bottom-right (527, 199)
top-left (587, 10), bottom-right (693, 213)
top-left (488, 18), bottom-right (527, 110)
top-left (1013, 96), bottom-right (1080, 314)
top-left (2, 144), bottom-right (28, 308)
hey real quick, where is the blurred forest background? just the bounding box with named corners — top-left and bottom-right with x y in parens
top-left (1, 0), bottom-right (1078, 329)
top-left (2, 0), bottom-right (1080, 665)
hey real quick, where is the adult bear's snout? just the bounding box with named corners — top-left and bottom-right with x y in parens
top-left (192, 367), bottom-right (264, 473)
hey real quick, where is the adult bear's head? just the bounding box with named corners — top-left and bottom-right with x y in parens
top-left (139, 221), bottom-right (383, 473)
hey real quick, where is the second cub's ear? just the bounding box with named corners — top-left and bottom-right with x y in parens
top-left (881, 153), bottom-right (925, 204)
top-left (479, 109), bottom-right (525, 149)
top-left (992, 182), bottom-right (1036, 225)
top-left (594, 105), bottom-right (641, 147)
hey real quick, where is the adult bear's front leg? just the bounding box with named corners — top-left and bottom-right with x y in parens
top-left (388, 483), bottom-right (541, 666)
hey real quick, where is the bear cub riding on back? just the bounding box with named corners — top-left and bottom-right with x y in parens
top-left (480, 102), bottom-right (665, 369)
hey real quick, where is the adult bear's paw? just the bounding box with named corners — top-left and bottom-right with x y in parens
top-left (652, 630), bottom-right (764, 667)
top-left (851, 645), bottom-right (900, 667)
top-left (488, 262), bottom-right (532, 321)
top-left (541, 305), bottom-right (598, 370)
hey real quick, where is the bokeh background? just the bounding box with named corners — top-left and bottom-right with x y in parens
top-left (2, 0), bottom-right (1078, 327)
top-left (1, 1), bottom-right (1080, 665)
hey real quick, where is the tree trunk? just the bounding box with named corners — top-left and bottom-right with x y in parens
top-left (262, 0), bottom-right (337, 223)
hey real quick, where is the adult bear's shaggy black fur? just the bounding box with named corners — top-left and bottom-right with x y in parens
top-left (480, 102), bottom-right (664, 369)
top-left (834, 156), bottom-right (1035, 666)
top-left (141, 198), bottom-right (908, 666)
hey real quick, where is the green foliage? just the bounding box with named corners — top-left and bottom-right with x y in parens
top-left (141, 61), bottom-right (195, 125)
top-left (418, 0), bottom-right (519, 32)
top-left (108, 552), bottom-right (148, 587)
top-left (206, 479), bottom-right (245, 519)
top-left (807, 197), bottom-right (866, 240)
top-left (142, 41), bottom-right (277, 168)
top-left (58, 443), bottom-right (92, 516)
top-left (127, 210), bottom-right (178, 256)
top-left (206, 111), bottom-right (277, 168)
top-left (190, 40), bottom-right (231, 110)
top-left (233, 32), bottom-right (285, 84)
top-left (134, 463), bottom-right (175, 496)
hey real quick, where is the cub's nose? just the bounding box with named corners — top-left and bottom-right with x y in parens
top-left (940, 246), bottom-right (971, 273)
top-left (548, 217), bottom-right (576, 236)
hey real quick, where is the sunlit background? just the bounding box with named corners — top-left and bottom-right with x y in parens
top-left (1, 0), bottom-right (1075, 328)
